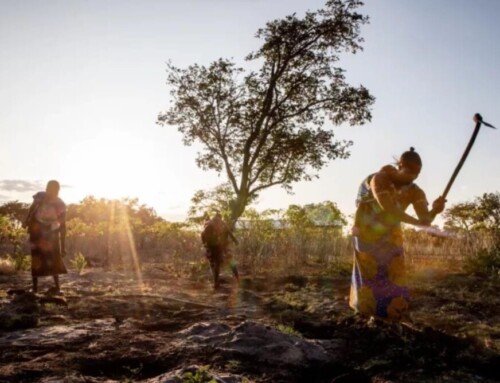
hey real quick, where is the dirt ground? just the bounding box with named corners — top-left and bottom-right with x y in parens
top-left (0, 263), bottom-right (499, 383)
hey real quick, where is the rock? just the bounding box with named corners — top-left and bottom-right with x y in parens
top-left (142, 365), bottom-right (246, 383)
top-left (39, 295), bottom-right (68, 306)
top-left (39, 376), bottom-right (114, 383)
top-left (222, 321), bottom-right (329, 366)
top-left (45, 286), bottom-right (64, 296)
top-left (330, 371), bottom-right (370, 383)
top-left (179, 320), bottom-right (329, 368)
top-left (11, 292), bottom-right (39, 311)
top-left (6, 288), bottom-right (28, 295)
top-left (0, 291), bottom-right (39, 331)
top-left (0, 319), bottom-right (115, 347)
top-left (42, 315), bottom-right (69, 323)
top-left (180, 322), bottom-right (231, 343)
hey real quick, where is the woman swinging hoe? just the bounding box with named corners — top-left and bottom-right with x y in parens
top-left (350, 148), bottom-right (446, 320)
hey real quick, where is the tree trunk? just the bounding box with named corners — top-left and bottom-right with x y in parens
top-left (229, 193), bottom-right (248, 230)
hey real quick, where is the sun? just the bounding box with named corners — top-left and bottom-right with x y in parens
top-left (61, 131), bottom-right (151, 200)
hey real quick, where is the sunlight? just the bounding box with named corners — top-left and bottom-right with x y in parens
top-left (108, 200), bottom-right (116, 266)
top-left (119, 202), bottom-right (144, 290)
top-left (61, 131), bottom-right (153, 200)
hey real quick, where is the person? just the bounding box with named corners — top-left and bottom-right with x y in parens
top-left (201, 212), bottom-right (239, 288)
top-left (24, 180), bottom-right (67, 294)
top-left (350, 148), bottom-right (446, 320)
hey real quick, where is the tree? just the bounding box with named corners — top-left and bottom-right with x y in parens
top-left (305, 201), bottom-right (347, 227)
top-left (187, 183), bottom-right (240, 224)
top-left (443, 201), bottom-right (477, 232)
top-left (284, 201), bottom-right (346, 228)
top-left (0, 201), bottom-right (30, 225)
top-left (475, 192), bottom-right (500, 231)
top-left (158, 0), bottom-right (374, 225)
top-left (444, 192), bottom-right (500, 233)
top-left (0, 214), bottom-right (27, 255)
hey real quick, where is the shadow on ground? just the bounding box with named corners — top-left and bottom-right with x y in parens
top-left (0, 265), bottom-right (499, 382)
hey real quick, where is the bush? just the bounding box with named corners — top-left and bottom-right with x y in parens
top-left (9, 253), bottom-right (31, 272)
top-left (276, 324), bottom-right (302, 337)
top-left (182, 366), bottom-right (216, 383)
top-left (464, 246), bottom-right (500, 276)
top-left (72, 252), bottom-right (88, 274)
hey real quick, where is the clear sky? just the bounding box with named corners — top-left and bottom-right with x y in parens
top-left (1, 0), bottom-right (499, 223)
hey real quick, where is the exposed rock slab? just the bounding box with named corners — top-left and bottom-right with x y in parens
top-left (179, 320), bottom-right (329, 368)
top-left (0, 292), bottom-right (39, 331)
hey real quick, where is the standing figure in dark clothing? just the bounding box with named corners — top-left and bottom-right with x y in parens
top-left (201, 212), bottom-right (239, 288)
top-left (24, 180), bottom-right (67, 294)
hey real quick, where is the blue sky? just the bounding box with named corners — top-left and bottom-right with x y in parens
top-left (1, 0), bottom-right (499, 223)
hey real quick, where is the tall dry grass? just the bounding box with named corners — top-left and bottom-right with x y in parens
top-left (404, 229), bottom-right (498, 271)
top-left (2, 215), bottom-right (498, 276)
top-left (236, 225), bottom-right (351, 274)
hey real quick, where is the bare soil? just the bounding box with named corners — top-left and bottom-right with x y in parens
top-left (0, 264), bottom-right (499, 383)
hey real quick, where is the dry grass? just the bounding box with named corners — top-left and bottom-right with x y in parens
top-left (1, 220), bottom-right (498, 277)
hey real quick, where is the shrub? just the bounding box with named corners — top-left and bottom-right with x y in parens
top-left (9, 253), bottom-right (31, 272)
top-left (276, 324), bottom-right (302, 337)
top-left (72, 252), bottom-right (88, 274)
top-left (464, 246), bottom-right (500, 276)
top-left (182, 366), bottom-right (216, 383)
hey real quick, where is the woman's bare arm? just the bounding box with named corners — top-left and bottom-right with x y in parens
top-left (371, 174), bottom-right (421, 226)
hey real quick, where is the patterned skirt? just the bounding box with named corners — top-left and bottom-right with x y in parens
top-left (30, 225), bottom-right (67, 277)
top-left (349, 234), bottom-right (409, 320)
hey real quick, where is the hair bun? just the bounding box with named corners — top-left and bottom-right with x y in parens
top-left (400, 147), bottom-right (422, 166)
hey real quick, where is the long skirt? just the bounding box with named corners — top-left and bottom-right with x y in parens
top-left (349, 235), bottom-right (409, 320)
top-left (30, 226), bottom-right (67, 277)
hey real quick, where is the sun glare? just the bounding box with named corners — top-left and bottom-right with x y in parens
top-left (62, 132), bottom-right (151, 200)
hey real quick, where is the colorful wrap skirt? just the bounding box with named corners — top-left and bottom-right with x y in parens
top-left (29, 222), bottom-right (67, 277)
top-left (349, 234), bottom-right (409, 320)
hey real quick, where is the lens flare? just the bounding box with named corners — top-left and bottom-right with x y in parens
top-left (119, 203), bottom-right (144, 290)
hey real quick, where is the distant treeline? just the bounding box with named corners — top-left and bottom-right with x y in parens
top-left (1, 193), bottom-right (499, 275)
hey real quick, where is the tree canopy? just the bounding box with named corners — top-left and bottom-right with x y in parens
top-left (444, 192), bottom-right (500, 233)
top-left (285, 201), bottom-right (347, 228)
top-left (0, 201), bottom-right (29, 225)
top-left (158, 0), bottom-right (374, 224)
